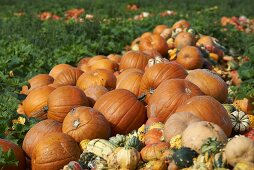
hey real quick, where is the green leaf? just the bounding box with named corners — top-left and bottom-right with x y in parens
top-left (0, 147), bottom-right (19, 167)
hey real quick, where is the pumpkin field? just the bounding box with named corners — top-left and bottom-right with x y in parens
top-left (0, 0), bottom-right (254, 169)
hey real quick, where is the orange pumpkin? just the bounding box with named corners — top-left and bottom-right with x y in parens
top-left (196, 36), bottom-right (224, 57)
top-left (174, 32), bottom-right (196, 49)
top-left (62, 106), bottom-right (111, 142)
top-left (153, 25), bottom-right (168, 34)
top-left (90, 59), bottom-right (119, 73)
top-left (139, 34), bottom-right (169, 56)
top-left (28, 74), bottom-right (54, 92)
top-left (23, 86), bottom-right (55, 119)
top-left (77, 57), bottom-right (90, 69)
top-left (116, 70), bottom-right (143, 96)
top-left (144, 128), bottom-right (164, 145)
top-left (139, 62), bottom-right (188, 103)
top-left (47, 86), bottom-right (89, 122)
top-left (160, 28), bottom-right (172, 40)
top-left (84, 85), bottom-right (109, 106)
top-left (164, 112), bottom-right (201, 142)
top-left (147, 79), bottom-right (204, 122)
top-left (49, 64), bottom-right (73, 79)
top-left (143, 49), bottom-right (162, 58)
top-left (32, 132), bottom-right (81, 170)
top-left (186, 69), bottom-right (228, 103)
top-left (107, 54), bottom-right (122, 63)
top-left (233, 98), bottom-right (254, 115)
top-left (53, 68), bottom-right (83, 86)
top-left (22, 119), bottom-right (62, 158)
top-left (76, 69), bottom-right (116, 91)
top-left (87, 55), bottom-right (107, 65)
top-left (175, 95), bottom-right (232, 137)
top-left (0, 139), bottom-right (26, 170)
top-left (172, 20), bottom-right (191, 30)
top-left (141, 32), bottom-right (153, 39)
top-left (117, 68), bottom-right (144, 83)
top-left (93, 89), bottom-right (147, 135)
top-left (176, 46), bottom-right (204, 70)
top-left (119, 51), bottom-right (151, 71)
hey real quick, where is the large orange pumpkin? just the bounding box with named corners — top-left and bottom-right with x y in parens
top-left (93, 89), bottom-right (147, 135)
top-left (77, 57), bottom-right (90, 69)
top-left (116, 70), bottom-right (143, 96)
top-left (174, 32), bottom-right (196, 49)
top-left (47, 86), bottom-right (89, 122)
top-left (147, 79), bottom-right (204, 122)
top-left (76, 69), bottom-right (116, 91)
top-left (49, 64), bottom-right (73, 79)
top-left (53, 68), bottom-right (83, 86)
top-left (84, 85), bottom-right (109, 106)
top-left (23, 86), bottom-right (55, 119)
top-left (153, 25), bottom-right (168, 34)
top-left (175, 95), bottom-right (232, 137)
top-left (22, 119), bottom-right (62, 158)
top-left (185, 69), bottom-right (228, 103)
top-left (90, 59), bottom-right (119, 73)
top-left (87, 55), bottom-right (107, 65)
top-left (119, 51), bottom-right (151, 71)
top-left (28, 74), bottom-right (54, 92)
top-left (117, 68), bottom-right (144, 83)
top-left (0, 139), bottom-right (26, 170)
top-left (32, 132), bottom-right (81, 170)
top-left (139, 62), bottom-right (188, 103)
top-left (107, 54), bottom-right (122, 63)
top-left (176, 46), bottom-right (204, 70)
top-left (62, 106), bottom-right (111, 142)
top-left (139, 34), bottom-right (169, 56)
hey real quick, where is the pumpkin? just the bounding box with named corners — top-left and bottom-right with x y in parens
top-left (93, 89), bottom-right (147, 135)
top-left (117, 68), bottom-right (144, 83)
top-left (78, 151), bottom-right (98, 169)
top-left (119, 51), bottom-right (151, 71)
top-left (160, 28), bottom-right (173, 40)
top-left (62, 106), bottom-right (111, 142)
top-left (147, 79), bottom-right (204, 122)
top-left (116, 69), bottom-right (143, 96)
top-left (176, 46), bottom-right (204, 70)
top-left (140, 142), bottom-right (170, 162)
top-left (224, 136), bottom-right (254, 167)
top-left (53, 68), bottom-right (83, 86)
top-left (79, 64), bottom-right (91, 73)
top-left (84, 85), bottom-right (109, 106)
top-left (49, 63), bottom-right (73, 79)
top-left (22, 119), bottom-right (62, 158)
top-left (87, 55), bottom-right (107, 65)
top-left (115, 147), bottom-right (140, 170)
top-left (230, 110), bottom-right (250, 134)
top-left (77, 57), bottom-right (90, 69)
top-left (153, 25), bottom-right (168, 34)
top-left (164, 112), bottom-right (201, 142)
top-left (107, 54), bottom-right (121, 63)
top-left (32, 132), bottom-right (81, 170)
top-left (139, 62), bottom-right (188, 103)
top-left (233, 98), bottom-right (254, 115)
top-left (175, 95), bottom-right (232, 137)
top-left (139, 34), bottom-right (169, 56)
top-left (47, 86), bottom-right (89, 122)
top-left (196, 36), bottom-right (224, 57)
top-left (182, 121), bottom-right (228, 153)
top-left (86, 139), bottom-right (117, 161)
top-left (90, 59), bottom-right (119, 73)
top-left (141, 32), bottom-right (153, 39)
top-left (172, 20), bottom-right (191, 30)
top-left (62, 161), bottom-right (82, 170)
top-left (143, 49), bottom-right (162, 59)
top-left (244, 129), bottom-right (254, 141)
top-left (28, 74), bottom-right (54, 92)
top-left (144, 128), bottom-right (164, 145)
top-left (131, 37), bottom-right (141, 51)
top-left (76, 69), bottom-right (116, 91)
top-left (141, 160), bottom-right (167, 170)
top-left (174, 32), bottom-right (196, 50)
top-left (248, 115), bottom-right (254, 129)
top-left (23, 86), bottom-right (55, 119)
top-left (185, 69), bottom-right (228, 103)
top-left (0, 139), bottom-right (26, 170)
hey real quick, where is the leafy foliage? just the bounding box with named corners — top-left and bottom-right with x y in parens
top-left (0, 147), bottom-right (18, 167)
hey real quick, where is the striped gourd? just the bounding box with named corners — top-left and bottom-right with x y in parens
top-left (230, 110), bottom-right (250, 134)
top-left (86, 139), bottom-right (117, 161)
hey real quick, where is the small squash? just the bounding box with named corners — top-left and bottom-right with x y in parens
top-left (115, 147), bottom-right (140, 170)
top-left (144, 128), bottom-right (164, 145)
top-left (230, 110), bottom-right (250, 134)
top-left (172, 147), bottom-right (198, 169)
top-left (233, 98), bottom-right (254, 115)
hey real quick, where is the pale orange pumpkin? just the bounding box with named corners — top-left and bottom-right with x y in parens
top-left (87, 55), bottom-right (107, 65)
top-left (84, 85), bottom-right (109, 106)
top-left (175, 95), bottom-right (232, 137)
top-left (153, 25), bottom-right (168, 34)
top-left (174, 32), bottom-right (196, 49)
top-left (76, 69), bottom-right (116, 91)
top-left (49, 64), bottom-right (73, 79)
top-left (90, 58), bottom-right (119, 73)
top-left (62, 106), bottom-right (111, 142)
top-left (47, 86), bottom-right (89, 122)
top-left (107, 54), bottom-right (122, 63)
top-left (185, 69), bottom-right (228, 103)
top-left (147, 79), bottom-right (204, 122)
top-left (176, 46), bottom-right (204, 70)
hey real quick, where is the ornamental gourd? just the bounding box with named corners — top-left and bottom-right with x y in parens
top-left (62, 106), bottom-right (111, 142)
top-left (47, 86), bottom-right (89, 122)
top-left (147, 79), bottom-right (204, 122)
top-left (230, 110), bottom-right (250, 134)
top-left (32, 132), bottom-right (81, 170)
top-left (22, 119), bottom-right (62, 158)
top-left (93, 89), bottom-right (147, 135)
top-left (186, 69), bottom-right (228, 103)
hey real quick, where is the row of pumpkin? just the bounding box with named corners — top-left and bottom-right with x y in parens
top-left (2, 19), bottom-right (254, 170)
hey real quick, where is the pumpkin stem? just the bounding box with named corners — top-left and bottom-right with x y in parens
top-left (73, 119), bottom-right (80, 128)
top-left (184, 88), bottom-right (191, 94)
top-left (30, 106), bottom-right (48, 120)
top-left (138, 93), bottom-right (146, 102)
top-left (149, 87), bottom-right (154, 94)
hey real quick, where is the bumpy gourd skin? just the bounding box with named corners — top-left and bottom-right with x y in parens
top-left (225, 136), bottom-right (254, 166)
top-left (172, 147), bottom-right (198, 169)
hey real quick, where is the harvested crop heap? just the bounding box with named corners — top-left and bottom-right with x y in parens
top-left (2, 19), bottom-right (254, 170)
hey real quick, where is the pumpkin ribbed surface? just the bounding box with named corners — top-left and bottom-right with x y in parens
top-left (174, 32), bottom-right (196, 49)
top-left (28, 74), bottom-right (54, 92)
top-left (53, 68), bottom-right (83, 86)
top-left (93, 89), bottom-right (147, 135)
top-left (49, 64), bottom-right (73, 79)
top-left (147, 79), bottom-right (204, 122)
top-left (84, 85), bottom-right (109, 106)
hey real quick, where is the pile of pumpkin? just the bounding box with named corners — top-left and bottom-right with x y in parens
top-left (2, 19), bottom-right (254, 170)
top-left (221, 16), bottom-right (254, 33)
